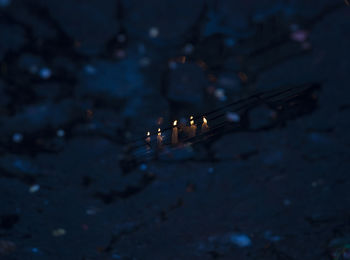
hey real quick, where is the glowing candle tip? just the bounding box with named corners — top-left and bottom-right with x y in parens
top-left (190, 116), bottom-right (194, 126)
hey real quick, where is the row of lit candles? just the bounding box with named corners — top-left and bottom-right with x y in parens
top-left (146, 116), bottom-right (209, 147)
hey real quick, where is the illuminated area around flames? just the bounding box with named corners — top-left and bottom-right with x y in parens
top-left (145, 115), bottom-right (209, 146)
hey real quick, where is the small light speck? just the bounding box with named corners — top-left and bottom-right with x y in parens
top-left (157, 117), bottom-right (164, 125)
top-left (283, 199), bottom-right (291, 206)
top-left (290, 30), bottom-right (309, 42)
top-left (224, 38), bottom-right (236, 47)
top-left (264, 231), bottom-right (281, 242)
top-left (115, 49), bottom-right (126, 59)
top-left (214, 88), bottom-right (227, 101)
top-left (226, 112), bottom-right (240, 122)
top-left (230, 233), bottom-right (252, 247)
top-left (84, 65), bottom-right (96, 75)
top-left (139, 57), bottom-right (151, 67)
top-left (86, 208), bottom-right (97, 215)
top-left (39, 67), bottom-right (52, 79)
top-left (149, 27), bottom-right (159, 38)
top-left (52, 228), bottom-right (66, 237)
top-left (56, 129), bottom-right (65, 137)
top-left (32, 248), bottom-right (39, 253)
top-left (29, 184), bottom-right (40, 193)
top-left (139, 164), bottom-right (148, 171)
top-left (184, 43), bottom-right (194, 54)
top-left (12, 133), bottom-right (23, 143)
top-left (238, 72), bottom-right (248, 82)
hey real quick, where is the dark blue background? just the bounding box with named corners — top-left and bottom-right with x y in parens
top-left (0, 0), bottom-right (349, 259)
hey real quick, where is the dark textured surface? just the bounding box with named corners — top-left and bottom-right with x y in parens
top-left (0, 0), bottom-right (350, 259)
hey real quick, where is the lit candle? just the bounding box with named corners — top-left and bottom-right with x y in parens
top-left (189, 116), bottom-right (197, 138)
top-left (172, 120), bottom-right (178, 145)
top-left (157, 128), bottom-right (163, 147)
top-left (201, 117), bottom-right (209, 133)
top-left (145, 131), bottom-right (151, 146)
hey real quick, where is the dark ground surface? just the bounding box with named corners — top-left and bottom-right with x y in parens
top-left (0, 0), bottom-right (350, 259)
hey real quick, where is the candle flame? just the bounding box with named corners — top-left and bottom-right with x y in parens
top-left (157, 128), bottom-right (161, 135)
top-left (147, 131), bottom-right (150, 136)
top-left (203, 117), bottom-right (207, 124)
top-left (173, 120), bottom-right (177, 126)
top-left (190, 116), bottom-right (194, 126)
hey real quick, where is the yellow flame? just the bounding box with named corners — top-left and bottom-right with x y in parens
top-left (203, 117), bottom-right (207, 124)
top-left (189, 116), bottom-right (194, 126)
top-left (157, 128), bottom-right (161, 135)
top-left (173, 120), bottom-right (177, 126)
top-left (147, 131), bottom-right (150, 136)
